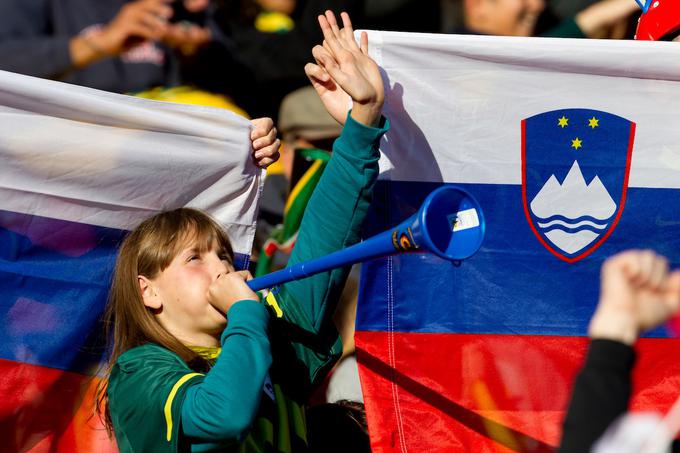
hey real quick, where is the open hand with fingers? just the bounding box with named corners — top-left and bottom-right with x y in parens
top-left (304, 11), bottom-right (384, 127)
top-left (589, 250), bottom-right (680, 345)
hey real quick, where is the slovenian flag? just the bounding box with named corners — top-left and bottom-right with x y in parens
top-left (0, 71), bottom-right (263, 451)
top-left (355, 32), bottom-right (680, 452)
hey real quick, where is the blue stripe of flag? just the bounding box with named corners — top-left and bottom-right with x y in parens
top-left (0, 209), bottom-right (249, 373)
top-left (358, 181), bottom-right (680, 336)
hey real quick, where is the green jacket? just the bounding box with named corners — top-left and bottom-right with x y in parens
top-left (108, 113), bottom-right (389, 452)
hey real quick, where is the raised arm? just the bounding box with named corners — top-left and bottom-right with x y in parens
top-left (181, 300), bottom-right (272, 440)
top-left (182, 272), bottom-right (272, 441)
top-left (266, 12), bottom-right (387, 385)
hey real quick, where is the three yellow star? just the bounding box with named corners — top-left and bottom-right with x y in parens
top-left (588, 117), bottom-right (599, 129)
top-left (571, 138), bottom-right (583, 150)
top-left (558, 116), bottom-right (569, 128)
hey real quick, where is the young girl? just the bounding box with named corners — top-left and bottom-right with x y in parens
top-left (97, 11), bottom-right (388, 452)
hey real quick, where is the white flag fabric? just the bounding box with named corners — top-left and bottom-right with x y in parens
top-left (355, 32), bottom-right (680, 452)
top-left (0, 70), bottom-right (263, 256)
top-left (367, 31), bottom-right (680, 187)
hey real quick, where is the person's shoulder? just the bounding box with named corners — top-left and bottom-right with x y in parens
top-left (112, 343), bottom-right (192, 378)
top-left (118, 343), bottom-right (183, 363)
top-left (109, 343), bottom-right (203, 410)
top-left (108, 344), bottom-right (202, 453)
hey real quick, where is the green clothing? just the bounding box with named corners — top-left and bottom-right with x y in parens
top-left (108, 300), bottom-right (271, 453)
top-left (541, 17), bottom-right (587, 39)
top-left (108, 112), bottom-right (390, 453)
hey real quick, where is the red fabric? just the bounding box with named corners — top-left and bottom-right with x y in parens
top-left (355, 332), bottom-right (680, 452)
top-left (0, 359), bottom-right (117, 453)
top-left (636, 1), bottom-right (680, 40)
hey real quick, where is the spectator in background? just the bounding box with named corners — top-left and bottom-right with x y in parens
top-left (453, 0), bottom-right (640, 39)
top-left (0, 0), bottom-right (365, 120)
top-left (198, 0), bottom-right (365, 119)
top-left (454, 0), bottom-right (546, 36)
top-left (543, 0), bottom-right (640, 39)
top-left (251, 85), bottom-right (341, 270)
top-left (0, 0), bottom-right (213, 94)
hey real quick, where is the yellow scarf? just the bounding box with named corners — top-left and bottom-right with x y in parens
top-left (189, 345), bottom-right (221, 361)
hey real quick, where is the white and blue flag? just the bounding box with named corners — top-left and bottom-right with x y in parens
top-left (0, 70), bottom-right (263, 451)
top-left (355, 31), bottom-right (680, 452)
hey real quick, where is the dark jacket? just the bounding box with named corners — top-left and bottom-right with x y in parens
top-left (0, 0), bottom-right (176, 93)
top-left (560, 339), bottom-right (680, 452)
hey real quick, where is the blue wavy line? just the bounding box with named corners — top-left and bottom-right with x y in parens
top-left (539, 224), bottom-right (607, 234)
top-left (538, 219), bottom-right (607, 229)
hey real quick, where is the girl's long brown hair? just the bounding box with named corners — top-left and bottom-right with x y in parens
top-left (95, 208), bottom-right (234, 434)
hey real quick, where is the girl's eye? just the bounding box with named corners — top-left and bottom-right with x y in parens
top-left (187, 255), bottom-right (200, 262)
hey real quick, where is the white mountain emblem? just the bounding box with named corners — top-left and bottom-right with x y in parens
top-left (530, 160), bottom-right (616, 254)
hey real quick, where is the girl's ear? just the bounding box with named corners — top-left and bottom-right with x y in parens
top-left (138, 276), bottom-right (162, 309)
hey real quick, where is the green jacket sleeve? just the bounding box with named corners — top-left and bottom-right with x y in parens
top-left (181, 300), bottom-right (271, 441)
top-left (270, 112), bottom-right (389, 384)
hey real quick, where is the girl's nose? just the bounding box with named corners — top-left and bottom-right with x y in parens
top-left (210, 254), bottom-right (229, 278)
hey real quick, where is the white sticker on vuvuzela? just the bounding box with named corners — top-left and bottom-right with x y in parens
top-left (450, 209), bottom-right (480, 232)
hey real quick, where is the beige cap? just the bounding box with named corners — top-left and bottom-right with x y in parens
top-left (278, 86), bottom-right (342, 141)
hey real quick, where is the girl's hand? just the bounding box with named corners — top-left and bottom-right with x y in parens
top-left (207, 271), bottom-right (259, 314)
top-left (589, 250), bottom-right (680, 345)
top-left (304, 11), bottom-right (384, 127)
top-left (250, 117), bottom-right (280, 168)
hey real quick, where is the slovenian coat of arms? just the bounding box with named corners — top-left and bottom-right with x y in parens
top-left (521, 109), bottom-right (635, 262)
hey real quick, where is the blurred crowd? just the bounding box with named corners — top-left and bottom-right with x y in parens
top-left (0, 0), bottom-right (645, 119)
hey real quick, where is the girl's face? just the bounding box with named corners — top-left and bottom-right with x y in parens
top-left (143, 238), bottom-right (234, 345)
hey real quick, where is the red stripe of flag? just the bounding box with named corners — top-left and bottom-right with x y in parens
top-left (0, 359), bottom-right (117, 453)
top-left (356, 331), bottom-right (680, 452)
